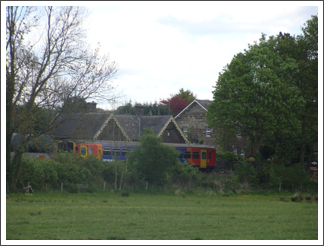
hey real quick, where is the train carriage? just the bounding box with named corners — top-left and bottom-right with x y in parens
top-left (58, 140), bottom-right (216, 171)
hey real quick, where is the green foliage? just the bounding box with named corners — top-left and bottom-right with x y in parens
top-left (128, 130), bottom-right (180, 186)
top-left (174, 88), bottom-right (196, 102)
top-left (217, 151), bottom-right (238, 161)
top-left (206, 15), bottom-right (318, 166)
top-left (102, 160), bottom-right (127, 185)
top-left (233, 161), bottom-right (258, 187)
top-left (61, 97), bottom-right (88, 113)
top-left (115, 100), bottom-right (169, 116)
top-left (169, 161), bottom-right (204, 188)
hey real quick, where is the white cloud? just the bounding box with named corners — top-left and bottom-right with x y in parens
top-left (6, 2), bottom-right (317, 109)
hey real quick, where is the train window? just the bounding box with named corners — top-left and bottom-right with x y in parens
top-left (184, 151), bottom-right (191, 158)
top-left (193, 151), bottom-right (199, 159)
top-left (58, 142), bottom-right (64, 151)
top-left (81, 147), bottom-right (86, 155)
top-left (113, 148), bottom-right (120, 156)
top-left (184, 151), bottom-right (191, 159)
top-left (209, 152), bottom-right (212, 159)
top-left (202, 152), bottom-right (206, 159)
top-left (122, 149), bottom-right (128, 156)
top-left (75, 147), bottom-right (79, 153)
top-left (89, 147), bottom-right (93, 155)
top-left (103, 148), bottom-right (111, 156)
top-left (67, 142), bottom-right (74, 152)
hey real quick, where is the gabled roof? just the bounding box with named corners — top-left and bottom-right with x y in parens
top-left (49, 112), bottom-right (189, 143)
top-left (174, 99), bottom-right (213, 119)
top-left (49, 113), bottom-right (111, 139)
top-left (115, 115), bottom-right (189, 143)
top-left (49, 113), bottom-right (129, 140)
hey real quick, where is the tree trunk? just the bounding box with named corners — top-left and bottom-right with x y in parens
top-left (119, 172), bottom-right (124, 191)
top-left (300, 121), bottom-right (306, 164)
top-left (114, 159), bottom-right (117, 191)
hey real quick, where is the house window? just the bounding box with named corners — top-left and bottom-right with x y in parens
top-left (240, 149), bottom-right (245, 158)
top-left (103, 147), bottom-right (111, 156)
top-left (233, 148), bottom-right (237, 155)
top-left (182, 127), bottom-right (188, 137)
top-left (184, 151), bottom-right (191, 158)
top-left (193, 151), bottom-right (200, 159)
top-left (205, 127), bottom-right (211, 137)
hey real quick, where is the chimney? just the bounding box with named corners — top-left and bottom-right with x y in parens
top-left (86, 101), bottom-right (97, 112)
top-left (134, 104), bottom-right (144, 116)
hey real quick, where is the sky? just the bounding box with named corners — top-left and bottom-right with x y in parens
top-left (77, 2), bottom-right (321, 110)
top-left (2, 2), bottom-right (321, 110)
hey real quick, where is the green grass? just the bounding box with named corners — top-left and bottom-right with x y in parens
top-left (6, 191), bottom-right (318, 240)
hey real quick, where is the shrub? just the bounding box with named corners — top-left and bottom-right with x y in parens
top-left (216, 151), bottom-right (238, 161)
top-left (233, 160), bottom-right (257, 187)
top-left (128, 129), bottom-right (180, 186)
top-left (169, 160), bottom-right (204, 189)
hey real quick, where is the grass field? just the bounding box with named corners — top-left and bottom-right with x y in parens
top-left (6, 191), bottom-right (318, 240)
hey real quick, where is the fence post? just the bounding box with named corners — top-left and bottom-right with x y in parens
top-left (145, 182), bottom-right (148, 191)
top-left (61, 182), bottom-right (63, 193)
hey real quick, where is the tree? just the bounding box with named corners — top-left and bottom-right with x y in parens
top-left (206, 34), bottom-right (302, 156)
top-left (128, 128), bottom-right (180, 186)
top-left (60, 96), bottom-right (88, 113)
top-left (160, 88), bottom-right (196, 116)
top-left (6, 6), bottom-right (119, 190)
top-left (275, 15), bottom-right (318, 164)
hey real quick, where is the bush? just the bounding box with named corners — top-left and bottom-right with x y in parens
top-left (128, 129), bottom-right (180, 186)
top-left (217, 151), bottom-right (238, 161)
top-left (169, 160), bottom-right (204, 189)
top-left (233, 160), bottom-right (258, 187)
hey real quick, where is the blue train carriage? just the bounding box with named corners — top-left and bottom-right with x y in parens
top-left (77, 140), bottom-right (139, 162)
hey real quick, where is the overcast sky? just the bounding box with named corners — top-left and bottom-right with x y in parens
top-left (2, 2), bottom-right (321, 110)
top-left (78, 2), bottom-right (320, 110)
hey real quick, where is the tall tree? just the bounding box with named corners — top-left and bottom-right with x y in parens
top-left (206, 34), bottom-right (302, 155)
top-left (6, 6), bottom-right (119, 189)
top-left (160, 88), bottom-right (196, 116)
top-left (274, 15), bottom-right (318, 164)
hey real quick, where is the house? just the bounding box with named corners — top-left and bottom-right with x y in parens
top-left (49, 103), bottom-right (188, 144)
top-left (174, 99), bottom-right (253, 157)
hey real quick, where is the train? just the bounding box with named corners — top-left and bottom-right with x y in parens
top-left (58, 139), bottom-right (217, 171)
top-left (11, 133), bottom-right (216, 171)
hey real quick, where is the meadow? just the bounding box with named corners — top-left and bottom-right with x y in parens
top-left (6, 190), bottom-right (318, 240)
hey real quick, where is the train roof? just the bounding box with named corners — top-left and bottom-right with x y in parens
top-left (63, 139), bottom-right (216, 150)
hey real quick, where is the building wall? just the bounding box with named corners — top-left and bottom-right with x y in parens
top-left (175, 102), bottom-right (217, 146)
top-left (160, 121), bottom-right (186, 144)
top-left (175, 102), bottom-right (254, 157)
